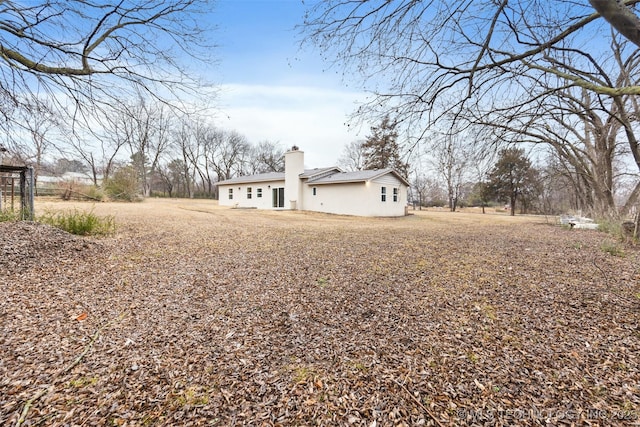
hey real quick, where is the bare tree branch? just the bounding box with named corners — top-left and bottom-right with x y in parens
top-left (303, 0), bottom-right (640, 215)
top-left (0, 0), bottom-right (215, 132)
top-left (590, 0), bottom-right (640, 48)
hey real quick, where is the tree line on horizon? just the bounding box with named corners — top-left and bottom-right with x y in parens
top-left (1, 99), bottom-right (287, 201)
top-left (337, 116), bottom-right (598, 217)
top-left (0, 0), bottom-right (639, 220)
top-left (1, 101), bottom-right (635, 218)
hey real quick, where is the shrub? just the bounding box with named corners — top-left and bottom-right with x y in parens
top-left (0, 209), bottom-right (19, 222)
top-left (84, 185), bottom-right (105, 201)
top-left (596, 217), bottom-right (640, 243)
top-left (103, 166), bottom-right (142, 202)
top-left (38, 209), bottom-right (116, 236)
top-left (596, 219), bottom-right (622, 237)
top-left (55, 182), bottom-right (105, 201)
top-left (600, 241), bottom-right (625, 257)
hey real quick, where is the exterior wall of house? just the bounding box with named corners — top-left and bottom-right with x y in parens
top-left (217, 180), bottom-right (285, 209)
top-left (372, 174), bottom-right (408, 215)
top-left (303, 174), bottom-right (407, 217)
top-left (216, 148), bottom-right (409, 216)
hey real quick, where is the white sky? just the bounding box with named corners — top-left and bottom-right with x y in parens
top-left (211, 0), bottom-right (370, 168)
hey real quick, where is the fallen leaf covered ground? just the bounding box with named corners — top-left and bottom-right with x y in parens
top-left (1, 199), bottom-right (639, 426)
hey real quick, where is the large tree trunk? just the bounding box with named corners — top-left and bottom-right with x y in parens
top-left (589, 0), bottom-right (640, 48)
top-left (622, 180), bottom-right (640, 216)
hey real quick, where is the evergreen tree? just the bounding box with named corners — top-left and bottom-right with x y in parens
top-left (361, 116), bottom-right (409, 177)
top-left (488, 148), bottom-right (538, 216)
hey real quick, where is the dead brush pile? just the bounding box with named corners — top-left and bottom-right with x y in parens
top-left (1, 202), bottom-right (639, 426)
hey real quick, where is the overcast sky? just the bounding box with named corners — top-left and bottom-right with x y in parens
top-left (210, 0), bottom-right (369, 168)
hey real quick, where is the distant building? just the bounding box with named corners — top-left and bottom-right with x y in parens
top-left (38, 171), bottom-right (96, 186)
top-left (217, 147), bottom-right (409, 217)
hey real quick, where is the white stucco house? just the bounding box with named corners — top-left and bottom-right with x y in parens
top-left (217, 147), bottom-right (410, 217)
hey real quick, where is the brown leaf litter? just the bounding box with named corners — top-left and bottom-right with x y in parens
top-left (1, 199), bottom-right (639, 426)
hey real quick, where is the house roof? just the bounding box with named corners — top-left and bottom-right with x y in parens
top-left (307, 168), bottom-right (410, 186)
top-left (217, 172), bottom-right (284, 185)
top-left (217, 168), bottom-right (409, 187)
top-left (217, 168), bottom-right (340, 185)
top-left (299, 167), bottom-right (342, 179)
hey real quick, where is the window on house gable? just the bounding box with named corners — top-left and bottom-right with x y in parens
top-left (381, 186), bottom-right (387, 202)
top-left (228, 188), bottom-right (233, 200)
top-left (247, 187), bottom-right (252, 199)
top-left (312, 187), bottom-right (317, 196)
top-left (393, 187), bottom-right (399, 202)
top-left (257, 188), bottom-right (262, 198)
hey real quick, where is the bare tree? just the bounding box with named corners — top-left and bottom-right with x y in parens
top-left (172, 119), bottom-right (200, 198)
top-left (174, 120), bottom-right (245, 198)
top-left (470, 35), bottom-right (640, 216)
top-left (431, 133), bottom-right (469, 212)
top-left (202, 128), bottom-right (251, 182)
top-left (338, 140), bottom-right (366, 171)
top-left (467, 132), bottom-right (498, 214)
top-left (164, 117), bottom-right (218, 197)
top-left (0, 1), bottom-right (213, 119)
top-left (6, 103), bottom-right (60, 189)
top-left (249, 141), bottom-right (285, 174)
top-left (410, 172), bottom-right (434, 210)
top-left (303, 1), bottom-right (640, 216)
top-left (157, 158), bottom-right (190, 198)
top-left (65, 108), bottom-right (131, 186)
top-left (190, 121), bottom-right (218, 196)
top-left (119, 98), bottom-right (173, 197)
top-left (304, 2), bottom-right (640, 106)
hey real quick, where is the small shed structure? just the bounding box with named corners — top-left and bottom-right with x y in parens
top-left (0, 165), bottom-right (34, 220)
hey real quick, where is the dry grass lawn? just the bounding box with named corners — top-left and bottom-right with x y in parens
top-left (1, 198), bottom-right (639, 426)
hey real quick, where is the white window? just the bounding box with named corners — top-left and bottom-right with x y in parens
top-left (228, 188), bottom-right (233, 200)
top-left (312, 187), bottom-right (317, 196)
top-left (257, 188), bottom-right (262, 198)
top-left (381, 186), bottom-right (387, 202)
top-left (393, 187), bottom-right (399, 202)
top-left (247, 187), bottom-right (252, 199)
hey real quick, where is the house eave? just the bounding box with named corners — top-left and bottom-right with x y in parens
top-left (307, 168), bottom-right (410, 186)
top-left (309, 179), bottom-right (368, 185)
top-left (217, 175), bottom-right (285, 186)
top-left (367, 169), bottom-right (411, 187)
top-left (299, 166), bottom-right (343, 179)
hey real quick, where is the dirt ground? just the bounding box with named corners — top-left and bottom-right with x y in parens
top-left (1, 198), bottom-right (639, 426)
